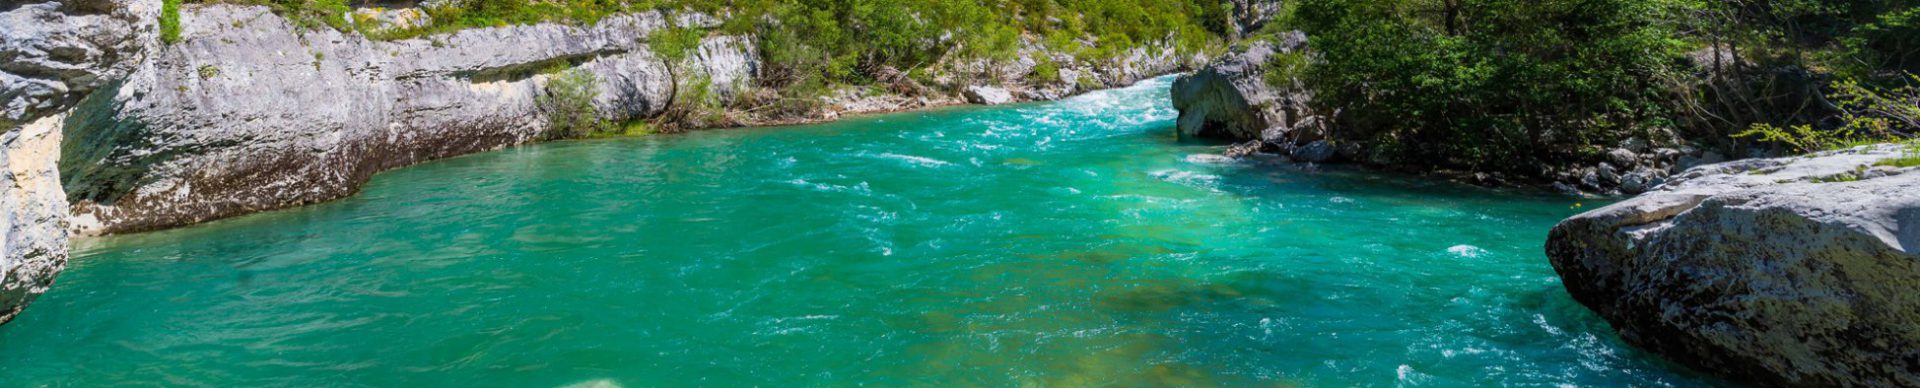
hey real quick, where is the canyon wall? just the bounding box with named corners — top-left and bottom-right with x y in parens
top-left (0, 0), bottom-right (156, 324)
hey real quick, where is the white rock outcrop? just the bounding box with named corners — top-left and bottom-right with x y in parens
top-left (963, 85), bottom-right (1013, 105)
top-left (1170, 32), bottom-right (1319, 144)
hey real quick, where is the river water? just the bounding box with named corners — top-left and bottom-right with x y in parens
top-left (0, 77), bottom-right (1717, 386)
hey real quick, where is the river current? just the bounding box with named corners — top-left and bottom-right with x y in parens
top-left (0, 77), bottom-right (1717, 386)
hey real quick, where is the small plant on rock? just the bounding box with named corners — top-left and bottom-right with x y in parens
top-left (160, 0), bottom-right (182, 44)
top-left (536, 68), bottom-right (608, 139)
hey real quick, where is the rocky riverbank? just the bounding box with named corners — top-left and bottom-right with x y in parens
top-left (49, 3), bottom-right (1204, 237)
top-left (0, 0), bottom-right (1212, 323)
top-left (1546, 144), bottom-right (1920, 386)
top-left (1169, 36), bottom-right (1722, 196)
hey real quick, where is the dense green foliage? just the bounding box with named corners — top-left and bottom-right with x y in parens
top-left (1283, 0), bottom-right (1688, 172)
top-left (1254, 0), bottom-right (1919, 174)
top-left (1660, 1), bottom-right (1919, 153)
top-left (1735, 75), bottom-right (1920, 153)
top-left (191, 0), bottom-right (1232, 89)
top-left (175, 0), bottom-right (1237, 126)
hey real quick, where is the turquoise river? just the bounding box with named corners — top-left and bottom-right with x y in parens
top-left (0, 78), bottom-right (1721, 386)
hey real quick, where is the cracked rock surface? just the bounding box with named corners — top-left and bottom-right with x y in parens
top-left (1547, 144), bottom-right (1920, 387)
top-left (58, 5), bottom-right (757, 235)
top-left (0, 0), bottom-right (155, 325)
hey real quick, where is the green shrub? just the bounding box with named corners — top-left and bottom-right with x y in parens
top-left (1289, 0), bottom-right (1690, 173)
top-left (1261, 50), bottom-right (1308, 88)
top-left (648, 26), bottom-right (707, 65)
top-left (160, 0), bottom-right (182, 44)
top-left (537, 68), bottom-right (608, 139)
top-left (1031, 57), bottom-right (1061, 83)
top-left (1738, 75), bottom-right (1920, 154)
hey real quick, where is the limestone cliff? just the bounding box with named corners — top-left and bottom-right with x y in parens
top-left (58, 5), bottom-right (758, 235)
top-left (0, 0), bottom-right (156, 324)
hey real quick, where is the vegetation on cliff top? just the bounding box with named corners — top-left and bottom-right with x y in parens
top-left (1252, 0), bottom-right (1917, 176)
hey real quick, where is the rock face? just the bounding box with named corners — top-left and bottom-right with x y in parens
top-left (1547, 144), bottom-right (1920, 387)
top-left (0, 114), bottom-right (71, 324)
top-left (0, 0), bottom-right (157, 325)
top-left (2, 1), bottom-right (158, 129)
top-left (59, 5), bottom-right (758, 235)
top-left (1171, 31), bottom-right (1323, 157)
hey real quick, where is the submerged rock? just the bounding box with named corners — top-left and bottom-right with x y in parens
top-left (1289, 140), bottom-right (1335, 163)
top-left (1547, 144), bottom-right (1920, 387)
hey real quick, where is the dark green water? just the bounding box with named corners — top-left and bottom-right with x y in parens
top-left (0, 78), bottom-right (1713, 386)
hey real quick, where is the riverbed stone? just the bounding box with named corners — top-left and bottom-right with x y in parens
top-left (1547, 144), bottom-right (1920, 387)
top-left (1290, 140), bottom-right (1335, 163)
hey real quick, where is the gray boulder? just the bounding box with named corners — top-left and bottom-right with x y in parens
top-left (1547, 144), bottom-right (1920, 387)
top-left (963, 85), bottom-right (1014, 105)
top-left (59, 5), bottom-right (758, 235)
top-left (1290, 140), bottom-right (1335, 163)
top-left (1171, 31), bottom-right (1317, 144)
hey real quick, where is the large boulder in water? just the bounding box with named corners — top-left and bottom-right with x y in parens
top-left (1171, 31), bottom-right (1320, 145)
top-left (1546, 144), bottom-right (1920, 386)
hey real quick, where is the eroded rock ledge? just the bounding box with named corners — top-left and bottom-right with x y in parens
top-left (1546, 144), bottom-right (1920, 387)
top-left (56, 5), bottom-right (761, 236)
top-left (0, 0), bottom-right (156, 324)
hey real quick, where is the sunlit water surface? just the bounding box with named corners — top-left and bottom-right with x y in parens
top-left (0, 77), bottom-right (1719, 386)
